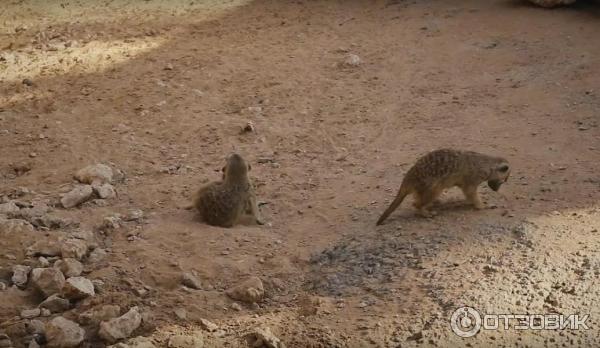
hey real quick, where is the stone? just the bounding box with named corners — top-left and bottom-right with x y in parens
top-left (31, 268), bottom-right (65, 298)
top-left (181, 273), bottom-right (202, 290)
top-left (0, 201), bottom-right (19, 214)
top-left (92, 279), bottom-right (105, 293)
top-left (27, 240), bottom-right (62, 257)
top-left (25, 214), bottom-right (74, 230)
top-left (62, 277), bottom-right (95, 300)
top-left (199, 319), bottom-right (218, 332)
top-left (241, 121), bottom-right (255, 133)
top-left (45, 317), bottom-right (85, 348)
top-left (60, 239), bottom-right (88, 260)
top-left (27, 320), bottom-right (45, 335)
top-left (124, 209), bottom-right (144, 222)
top-left (38, 257), bottom-right (50, 268)
top-left (54, 259), bottom-right (83, 278)
top-left (12, 265), bottom-right (31, 287)
top-left (108, 336), bottom-right (156, 348)
top-left (174, 308), bottom-right (187, 320)
top-left (246, 327), bottom-right (285, 348)
top-left (0, 334), bottom-right (12, 348)
top-left (60, 185), bottom-right (93, 208)
top-left (100, 216), bottom-right (122, 230)
top-left (79, 305), bottom-right (120, 325)
top-left (527, 0), bottom-right (576, 7)
top-left (343, 54), bottom-right (361, 67)
top-left (39, 294), bottom-right (70, 313)
top-left (93, 183), bottom-right (116, 199)
top-left (88, 248), bottom-right (108, 263)
top-left (68, 229), bottom-right (95, 242)
top-left (75, 164), bottom-right (113, 184)
top-left (21, 308), bottom-right (41, 319)
top-left (226, 277), bottom-right (264, 303)
top-left (98, 307), bottom-right (142, 343)
top-left (0, 217), bottom-right (35, 233)
top-left (168, 334), bottom-right (204, 348)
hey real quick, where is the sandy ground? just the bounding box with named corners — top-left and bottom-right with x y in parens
top-left (1, 0), bottom-right (599, 347)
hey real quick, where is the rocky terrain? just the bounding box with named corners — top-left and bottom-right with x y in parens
top-left (1, 0), bottom-right (599, 347)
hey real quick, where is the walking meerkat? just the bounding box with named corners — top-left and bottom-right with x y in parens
top-left (376, 149), bottom-right (510, 225)
top-left (193, 153), bottom-right (264, 227)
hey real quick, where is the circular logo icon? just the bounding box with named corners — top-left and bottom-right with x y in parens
top-left (451, 306), bottom-right (482, 338)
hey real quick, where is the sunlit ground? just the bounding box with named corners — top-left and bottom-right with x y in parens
top-left (0, 0), bottom-right (251, 85)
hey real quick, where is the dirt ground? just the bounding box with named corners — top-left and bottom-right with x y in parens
top-left (1, 0), bottom-right (599, 347)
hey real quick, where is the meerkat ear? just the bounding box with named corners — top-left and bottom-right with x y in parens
top-left (497, 164), bottom-right (509, 173)
top-left (247, 163), bottom-right (252, 171)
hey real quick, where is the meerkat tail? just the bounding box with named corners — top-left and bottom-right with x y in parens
top-left (376, 186), bottom-right (410, 225)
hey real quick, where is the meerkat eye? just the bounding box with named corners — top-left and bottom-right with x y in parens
top-left (498, 164), bottom-right (509, 173)
top-left (247, 164), bottom-right (252, 171)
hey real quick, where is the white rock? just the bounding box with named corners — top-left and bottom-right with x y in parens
top-left (39, 294), bottom-right (70, 313)
top-left (60, 239), bottom-right (88, 260)
top-left (75, 164), bottom-right (113, 184)
top-left (68, 229), bottom-right (95, 242)
top-left (31, 268), bottom-right (65, 298)
top-left (246, 327), bottom-right (285, 348)
top-left (12, 265), bottom-right (31, 287)
top-left (20, 308), bottom-right (41, 319)
top-left (93, 183), bottom-right (116, 199)
top-left (100, 216), bottom-right (122, 230)
top-left (343, 53), bottom-right (361, 67)
top-left (27, 239), bottom-right (62, 257)
top-left (124, 209), bottom-right (144, 221)
top-left (168, 334), bottom-right (203, 348)
top-left (0, 201), bottom-right (19, 214)
top-left (45, 316), bottom-right (85, 348)
top-left (54, 258), bottom-right (83, 277)
top-left (62, 277), bottom-right (95, 300)
top-left (79, 304), bottom-right (120, 325)
top-left (0, 217), bottom-right (34, 233)
top-left (108, 336), bottom-right (156, 348)
top-left (88, 248), bottom-right (108, 263)
top-left (98, 307), bottom-right (142, 343)
top-left (181, 273), bottom-right (202, 290)
top-left (226, 277), bottom-right (264, 303)
top-left (174, 308), bottom-right (187, 320)
top-left (199, 319), bottom-right (218, 332)
top-left (61, 185), bottom-right (93, 208)
top-left (38, 257), bottom-right (50, 267)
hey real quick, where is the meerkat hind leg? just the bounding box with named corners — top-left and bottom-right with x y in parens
top-left (461, 185), bottom-right (484, 209)
top-left (247, 195), bottom-right (265, 225)
top-left (413, 188), bottom-right (441, 218)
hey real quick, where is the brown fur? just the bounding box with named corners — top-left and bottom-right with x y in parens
top-left (376, 149), bottom-right (510, 225)
top-left (193, 154), bottom-right (264, 227)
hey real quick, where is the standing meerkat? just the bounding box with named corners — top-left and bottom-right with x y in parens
top-left (376, 149), bottom-right (510, 225)
top-left (193, 153), bottom-right (264, 227)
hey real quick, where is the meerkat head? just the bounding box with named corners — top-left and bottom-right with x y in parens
top-left (223, 153), bottom-right (250, 181)
top-left (487, 160), bottom-right (510, 191)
